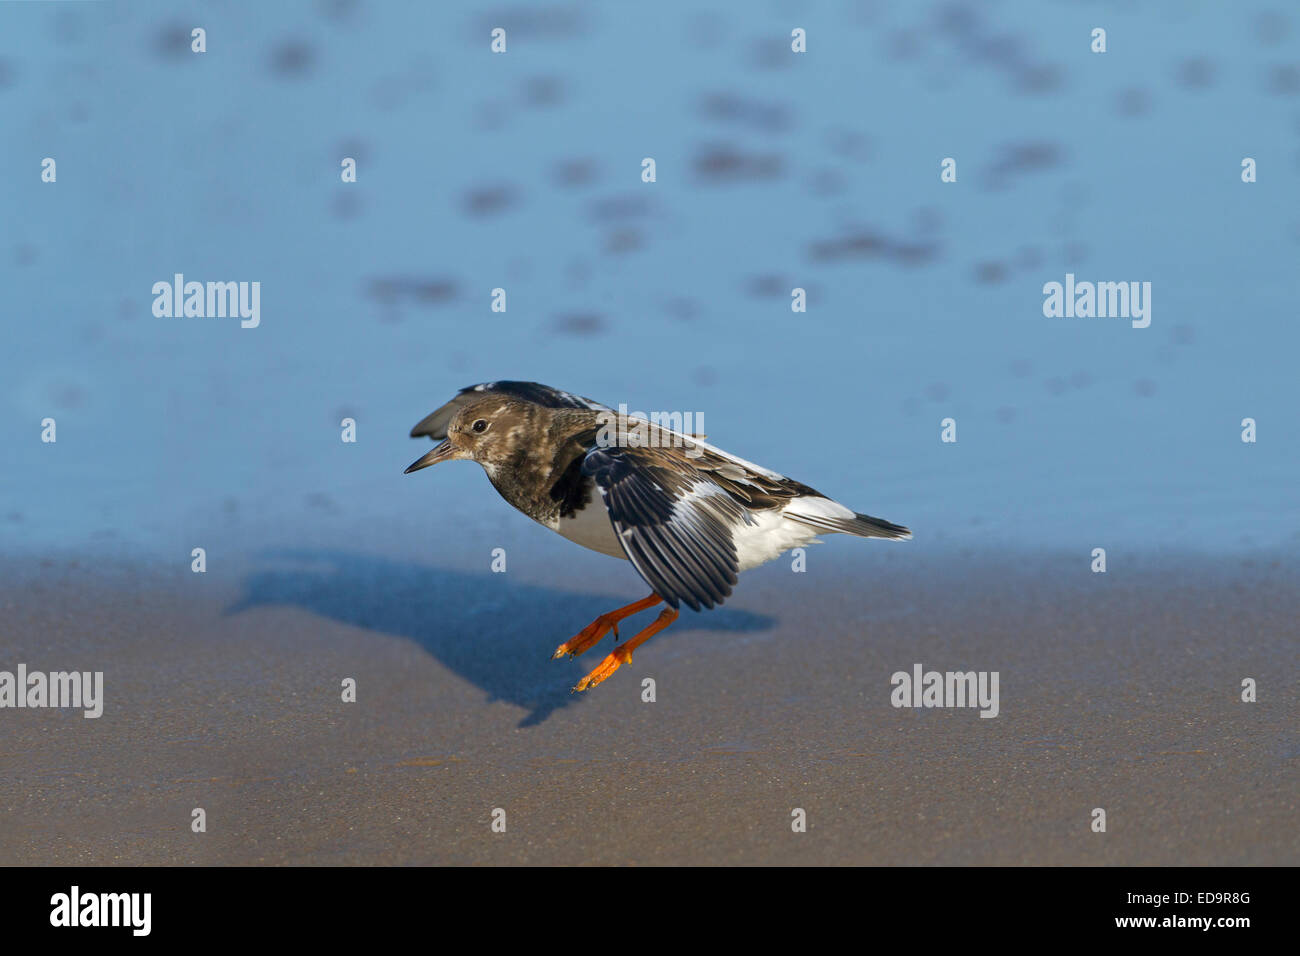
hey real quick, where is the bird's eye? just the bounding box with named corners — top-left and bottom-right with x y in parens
top-left (472, 419), bottom-right (488, 434)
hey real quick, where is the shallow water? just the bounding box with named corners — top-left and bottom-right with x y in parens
top-left (1, 0), bottom-right (1296, 563)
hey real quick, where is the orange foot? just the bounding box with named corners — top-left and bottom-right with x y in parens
top-left (573, 606), bottom-right (679, 693)
top-left (552, 593), bottom-right (661, 660)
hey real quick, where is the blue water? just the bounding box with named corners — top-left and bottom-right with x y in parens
top-left (2, 0), bottom-right (1297, 562)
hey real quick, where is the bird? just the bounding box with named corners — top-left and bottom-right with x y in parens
top-left (404, 381), bottom-right (911, 692)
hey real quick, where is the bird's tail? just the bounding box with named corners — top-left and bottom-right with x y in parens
top-left (846, 511), bottom-right (912, 540)
top-left (784, 497), bottom-right (912, 540)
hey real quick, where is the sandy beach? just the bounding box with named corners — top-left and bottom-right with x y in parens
top-left (2, 548), bottom-right (1295, 866)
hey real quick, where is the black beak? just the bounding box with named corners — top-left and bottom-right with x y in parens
top-left (404, 439), bottom-right (457, 474)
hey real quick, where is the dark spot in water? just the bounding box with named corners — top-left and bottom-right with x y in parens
top-left (1115, 87), bottom-right (1151, 117)
top-left (7, 512), bottom-right (23, 524)
top-left (412, 280), bottom-right (458, 305)
top-left (806, 168), bottom-right (848, 197)
top-left (983, 141), bottom-right (1064, 189)
top-left (823, 126), bottom-right (873, 162)
top-left (505, 257), bottom-right (532, 282)
top-left (1063, 240), bottom-right (1089, 266)
top-left (270, 41), bottom-right (315, 78)
top-left (686, 11), bottom-right (728, 50)
top-left (554, 158), bottom-right (598, 188)
top-left (934, 2), bottom-right (979, 38)
top-left (366, 277), bottom-right (459, 310)
top-left (692, 366), bottom-right (719, 387)
top-left (153, 23), bottom-right (194, 59)
top-left (1171, 323), bottom-right (1196, 346)
top-left (52, 384), bottom-right (86, 410)
top-left (913, 207), bottom-right (944, 234)
top-left (1174, 57), bottom-right (1216, 91)
top-left (886, 29), bottom-right (926, 60)
top-left (337, 137), bottom-right (370, 165)
top-left (566, 258), bottom-right (591, 287)
top-left (523, 74), bottom-right (565, 107)
top-left (1013, 63), bottom-right (1063, 95)
top-left (1266, 64), bottom-right (1300, 96)
top-left (1016, 246), bottom-right (1043, 271)
top-left (932, 3), bottom-right (1061, 95)
top-left (367, 60), bottom-right (436, 112)
top-left (844, 0), bottom-right (884, 29)
top-left (694, 144), bottom-right (784, 183)
top-left (979, 33), bottom-right (1022, 62)
top-left (14, 244), bottom-right (37, 267)
top-left (604, 228), bottom-right (643, 254)
top-left (586, 193), bottom-right (651, 222)
top-left (891, 241), bottom-right (941, 266)
top-left (1045, 377), bottom-right (1067, 396)
top-left (470, 99), bottom-right (509, 131)
top-left (67, 102), bottom-right (90, 124)
top-left (995, 406), bottom-right (1016, 424)
top-left (306, 492), bottom-right (339, 513)
top-left (1254, 11), bottom-right (1290, 47)
top-left (463, 184), bottom-right (518, 217)
top-left (809, 228), bottom-right (938, 267)
top-left (1134, 379), bottom-right (1157, 398)
top-left (686, 12), bottom-right (727, 50)
top-left (54, 10), bottom-right (86, 45)
top-left (1069, 370), bottom-right (1093, 389)
top-left (553, 312), bottom-right (606, 336)
top-left (699, 92), bottom-right (791, 133)
top-left (748, 37), bottom-right (792, 71)
top-left (318, 0), bottom-right (360, 20)
top-left (975, 261), bottom-right (1007, 283)
top-left (332, 192), bottom-right (363, 220)
top-left (663, 298), bottom-right (698, 322)
top-left (746, 275), bottom-right (787, 298)
top-left (807, 231), bottom-right (885, 263)
top-left (925, 383), bottom-right (950, 402)
top-left (1009, 359), bottom-right (1032, 378)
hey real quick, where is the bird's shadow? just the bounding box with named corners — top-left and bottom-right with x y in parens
top-left (225, 549), bottom-right (774, 727)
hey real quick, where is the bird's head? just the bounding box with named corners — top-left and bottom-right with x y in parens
top-left (404, 394), bottom-right (533, 475)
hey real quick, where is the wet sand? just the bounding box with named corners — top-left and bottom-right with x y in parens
top-left (1, 549), bottom-right (1296, 865)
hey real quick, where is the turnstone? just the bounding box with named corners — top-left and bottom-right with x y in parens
top-left (405, 381), bottom-right (911, 692)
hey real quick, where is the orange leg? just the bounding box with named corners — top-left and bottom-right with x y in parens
top-left (551, 593), bottom-right (662, 661)
top-left (573, 606), bottom-right (679, 693)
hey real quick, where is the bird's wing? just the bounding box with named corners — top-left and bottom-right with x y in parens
top-left (410, 381), bottom-right (611, 440)
top-left (580, 443), bottom-right (753, 612)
